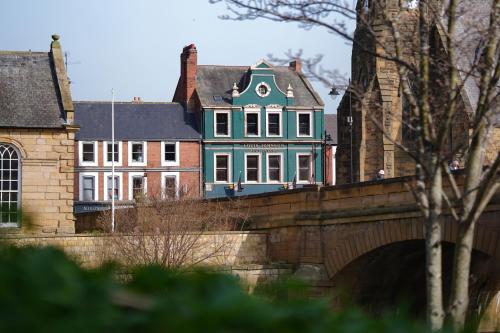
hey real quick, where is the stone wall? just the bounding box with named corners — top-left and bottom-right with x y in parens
top-left (2, 231), bottom-right (268, 268)
top-left (0, 127), bottom-right (76, 234)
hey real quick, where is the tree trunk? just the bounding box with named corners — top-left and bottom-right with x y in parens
top-left (426, 166), bottom-right (445, 331)
top-left (449, 122), bottom-right (486, 330)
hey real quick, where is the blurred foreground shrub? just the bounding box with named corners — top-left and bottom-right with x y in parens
top-left (0, 246), bottom-right (444, 333)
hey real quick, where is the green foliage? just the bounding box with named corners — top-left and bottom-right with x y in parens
top-left (0, 246), bottom-right (448, 333)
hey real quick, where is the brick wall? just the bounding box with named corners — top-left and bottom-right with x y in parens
top-left (1, 128), bottom-right (76, 234)
top-left (75, 140), bottom-right (201, 201)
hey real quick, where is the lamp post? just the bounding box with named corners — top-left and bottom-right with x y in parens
top-left (329, 78), bottom-right (354, 184)
top-left (111, 89), bottom-right (115, 233)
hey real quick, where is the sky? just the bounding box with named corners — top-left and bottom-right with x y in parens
top-left (1, 0), bottom-right (353, 113)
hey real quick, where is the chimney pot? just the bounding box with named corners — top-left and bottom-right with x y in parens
top-left (289, 59), bottom-right (302, 72)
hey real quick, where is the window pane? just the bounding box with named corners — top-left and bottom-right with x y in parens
top-left (298, 114), bottom-right (311, 136)
top-left (107, 143), bottom-right (119, 162)
top-left (82, 176), bottom-right (94, 201)
top-left (215, 156), bottom-right (229, 182)
top-left (216, 169), bottom-right (228, 182)
top-left (132, 176), bottom-right (144, 199)
top-left (165, 176), bottom-right (176, 198)
top-left (82, 143), bottom-right (94, 162)
top-left (246, 155), bottom-right (259, 182)
top-left (247, 155), bottom-right (258, 169)
top-left (0, 144), bottom-right (20, 224)
top-left (216, 113), bottom-right (228, 135)
top-left (268, 114), bottom-right (280, 135)
top-left (246, 113), bottom-right (259, 135)
top-left (216, 156), bottom-right (228, 169)
top-left (268, 155), bottom-right (281, 182)
top-left (107, 176), bottom-right (119, 200)
top-left (164, 144), bottom-right (176, 162)
top-left (298, 156), bottom-right (311, 181)
top-left (132, 143), bottom-right (144, 162)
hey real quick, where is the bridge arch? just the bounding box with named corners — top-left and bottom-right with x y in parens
top-left (322, 216), bottom-right (499, 280)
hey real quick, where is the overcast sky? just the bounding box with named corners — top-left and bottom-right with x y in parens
top-left (1, 0), bottom-right (353, 113)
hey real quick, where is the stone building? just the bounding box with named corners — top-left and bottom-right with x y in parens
top-left (0, 35), bottom-right (78, 233)
top-left (173, 44), bottom-right (325, 198)
top-left (73, 100), bottom-right (201, 217)
top-left (336, 0), bottom-right (500, 184)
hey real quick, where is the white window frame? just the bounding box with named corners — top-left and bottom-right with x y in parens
top-left (103, 172), bottom-right (123, 201)
top-left (296, 153), bottom-right (313, 184)
top-left (79, 172), bottom-right (99, 201)
top-left (214, 110), bottom-right (231, 137)
top-left (266, 109), bottom-right (282, 137)
top-left (128, 141), bottom-right (147, 166)
top-left (0, 143), bottom-right (21, 227)
top-left (128, 172), bottom-right (147, 200)
top-left (213, 153), bottom-right (232, 184)
top-left (103, 141), bottom-right (122, 166)
top-left (78, 141), bottom-right (98, 166)
top-left (244, 153), bottom-right (261, 183)
top-left (296, 111), bottom-right (313, 137)
top-left (244, 109), bottom-right (261, 137)
top-left (161, 141), bottom-right (180, 166)
top-left (161, 171), bottom-right (180, 199)
top-left (266, 153), bottom-right (284, 183)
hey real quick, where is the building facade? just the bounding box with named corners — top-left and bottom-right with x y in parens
top-left (73, 101), bottom-right (201, 215)
top-left (324, 114), bottom-right (338, 186)
top-left (173, 45), bottom-right (325, 198)
top-left (336, 0), bottom-right (500, 184)
top-left (0, 35), bottom-right (78, 233)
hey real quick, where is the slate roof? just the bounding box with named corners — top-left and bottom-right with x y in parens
top-left (74, 102), bottom-right (200, 141)
top-left (324, 114), bottom-right (338, 145)
top-left (0, 52), bottom-right (66, 128)
top-left (195, 65), bottom-right (324, 108)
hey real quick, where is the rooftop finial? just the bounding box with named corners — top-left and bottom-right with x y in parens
top-left (232, 82), bottom-right (240, 98)
top-left (287, 83), bottom-right (294, 98)
top-left (52, 34), bottom-right (60, 41)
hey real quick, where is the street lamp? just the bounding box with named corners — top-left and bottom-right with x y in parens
top-left (329, 79), bottom-right (354, 184)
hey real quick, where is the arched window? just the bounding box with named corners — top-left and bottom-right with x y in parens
top-left (0, 143), bottom-right (20, 226)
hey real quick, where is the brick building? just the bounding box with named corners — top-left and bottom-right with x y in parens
top-left (173, 44), bottom-right (325, 198)
top-left (73, 101), bottom-right (201, 215)
top-left (324, 114), bottom-right (338, 186)
top-left (0, 35), bottom-right (78, 233)
top-left (336, 0), bottom-right (500, 184)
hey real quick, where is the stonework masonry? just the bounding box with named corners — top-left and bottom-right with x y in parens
top-left (0, 128), bottom-right (77, 234)
top-left (2, 231), bottom-right (267, 268)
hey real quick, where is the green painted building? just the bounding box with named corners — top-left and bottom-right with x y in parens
top-left (173, 44), bottom-right (325, 198)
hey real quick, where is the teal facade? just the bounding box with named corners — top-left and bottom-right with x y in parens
top-left (202, 61), bottom-right (324, 198)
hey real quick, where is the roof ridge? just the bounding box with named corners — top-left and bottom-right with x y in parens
top-left (74, 101), bottom-right (181, 105)
top-left (198, 64), bottom-right (290, 69)
top-left (198, 65), bottom-right (249, 68)
top-left (0, 51), bottom-right (48, 55)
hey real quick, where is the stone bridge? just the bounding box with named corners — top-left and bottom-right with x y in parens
top-left (239, 176), bottom-right (500, 332)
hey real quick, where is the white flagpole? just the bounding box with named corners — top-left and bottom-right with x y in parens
top-left (111, 89), bottom-right (115, 233)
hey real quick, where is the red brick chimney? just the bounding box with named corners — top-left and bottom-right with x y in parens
top-left (289, 59), bottom-right (302, 72)
top-left (177, 43), bottom-right (197, 104)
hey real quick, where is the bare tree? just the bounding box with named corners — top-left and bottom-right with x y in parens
top-left (210, 0), bottom-right (500, 330)
top-left (97, 191), bottom-right (248, 270)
